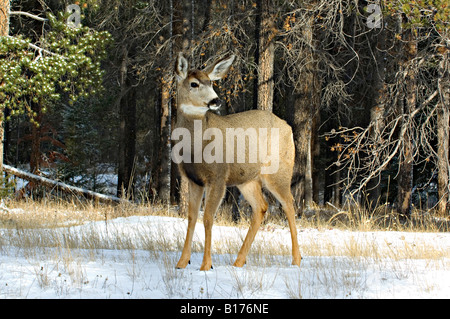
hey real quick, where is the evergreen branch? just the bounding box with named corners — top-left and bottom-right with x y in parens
top-left (6, 35), bottom-right (66, 60)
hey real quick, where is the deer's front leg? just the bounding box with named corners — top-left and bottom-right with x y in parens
top-left (176, 180), bottom-right (204, 269)
top-left (200, 182), bottom-right (226, 271)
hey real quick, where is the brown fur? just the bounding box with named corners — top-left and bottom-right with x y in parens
top-left (174, 53), bottom-right (301, 270)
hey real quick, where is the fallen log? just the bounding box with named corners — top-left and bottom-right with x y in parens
top-left (2, 164), bottom-right (123, 204)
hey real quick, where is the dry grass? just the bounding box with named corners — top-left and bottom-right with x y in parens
top-left (0, 197), bottom-right (177, 229)
top-left (1, 194), bottom-right (448, 232)
top-left (301, 200), bottom-right (450, 233)
top-left (1, 196), bottom-right (449, 298)
top-left (1, 196), bottom-right (449, 256)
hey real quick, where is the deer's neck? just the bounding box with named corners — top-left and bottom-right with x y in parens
top-left (178, 103), bottom-right (209, 118)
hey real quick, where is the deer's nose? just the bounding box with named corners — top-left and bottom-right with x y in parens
top-left (207, 98), bottom-right (221, 108)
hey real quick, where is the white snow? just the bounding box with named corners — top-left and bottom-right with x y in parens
top-left (1, 213), bottom-right (449, 299)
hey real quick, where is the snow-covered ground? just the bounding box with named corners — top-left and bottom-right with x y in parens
top-left (0, 213), bottom-right (449, 299)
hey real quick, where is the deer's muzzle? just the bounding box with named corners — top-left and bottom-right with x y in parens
top-left (207, 98), bottom-right (221, 110)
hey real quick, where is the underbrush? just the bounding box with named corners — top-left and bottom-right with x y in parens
top-left (0, 197), bottom-right (449, 298)
top-left (0, 195), bottom-right (449, 232)
top-left (300, 201), bottom-right (450, 233)
top-left (0, 196), bottom-right (448, 261)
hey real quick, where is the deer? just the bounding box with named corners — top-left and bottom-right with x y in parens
top-left (172, 52), bottom-right (301, 271)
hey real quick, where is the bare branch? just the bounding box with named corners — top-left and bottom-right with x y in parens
top-left (9, 10), bottom-right (48, 22)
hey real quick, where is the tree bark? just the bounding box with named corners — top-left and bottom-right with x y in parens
top-left (3, 164), bottom-right (122, 204)
top-left (157, 0), bottom-right (183, 204)
top-left (0, 0), bottom-right (10, 174)
top-left (157, 70), bottom-right (172, 203)
top-left (117, 47), bottom-right (137, 198)
top-left (367, 26), bottom-right (387, 208)
top-left (312, 112), bottom-right (320, 204)
top-left (172, 0), bottom-right (194, 213)
top-left (117, 86), bottom-right (137, 198)
top-left (255, 0), bottom-right (275, 112)
top-left (30, 116), bottom-right (41, 174)
top-left (292, 94), bottom-right (316, 212)
top-left (291, 12), bottom-right (320, 213)
top-left (437, 48), bottom-right (449, 215)
top-left (397, 28), bottom-right (417, 219)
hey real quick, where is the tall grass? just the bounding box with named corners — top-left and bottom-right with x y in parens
top-left (0, 196), bottom-right (449, 298)
top-left (1, 196), bottom-right (449, 255)
top-left (1, 194), bottom-right (448, 231)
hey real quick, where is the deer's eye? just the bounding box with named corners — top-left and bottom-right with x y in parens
top-left (190, 82), bottom-right (199, 88)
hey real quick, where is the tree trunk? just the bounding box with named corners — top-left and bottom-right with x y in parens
top-left (437, 48), bottom-right (449, 215)
top-left (0, 0), bottom-right (10, 174)
top-left (3, 164), bottom-right (123, 204)
top-left (200, 0), bottom-right (211, 32)
top-left (157, 0), bottom-right (180, 204)
top-left (0, 0), bottom-right (9, 36)
top-left (117, 47), bottom-right (137, 198)
top-left (292, 94), bottom-right (315, 212)
top-left (291, 13), bottom-right (320, 213)
top-left (255, 0), bottom-right (275, 112)
top-left (312, 111), bottom-right (320, 204)
top-left (333, 167), bottom-right (341, 206)
top-left (157, 70), bottom-right (172, 203)
top-left (173, 0), bottom-right (195, 213)
top-left (397, 28), bottom-right (417, 219)
top-left (30, 120), bottom-right (41, 174)
top-left (397, 116), bottom-right (413, 219)
top-left (117, 86), bottom-right (137, 198)
top-left (367, 26), bottom-right (387, 208)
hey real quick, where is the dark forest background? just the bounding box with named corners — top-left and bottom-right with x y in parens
top-left (1, 0), bottom-right (448, 218)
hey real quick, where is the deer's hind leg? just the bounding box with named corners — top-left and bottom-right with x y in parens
top-left (176, 180), bottom-right (204, 269)
top-left (233, 180), bottom-right (268, 267)
top-left (263, 175), bottom-right (301, 266)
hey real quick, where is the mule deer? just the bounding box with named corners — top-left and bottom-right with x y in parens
top-left (173, 53), bottom-right (301, 271)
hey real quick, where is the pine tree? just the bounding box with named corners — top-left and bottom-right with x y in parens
top-left (0, 3), bottom-right (111, 178)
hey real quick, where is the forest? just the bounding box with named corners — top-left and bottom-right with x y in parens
top-left (0, 0), bottom-right (449, 219)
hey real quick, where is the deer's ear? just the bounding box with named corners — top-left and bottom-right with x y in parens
top-left (175, 53), bottom-right (188, 82)
top-left (206, 54), bottom-right (235, 81)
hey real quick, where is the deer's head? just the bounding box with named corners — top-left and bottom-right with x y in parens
top-left (175, 53), bottom-right (235, 116)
